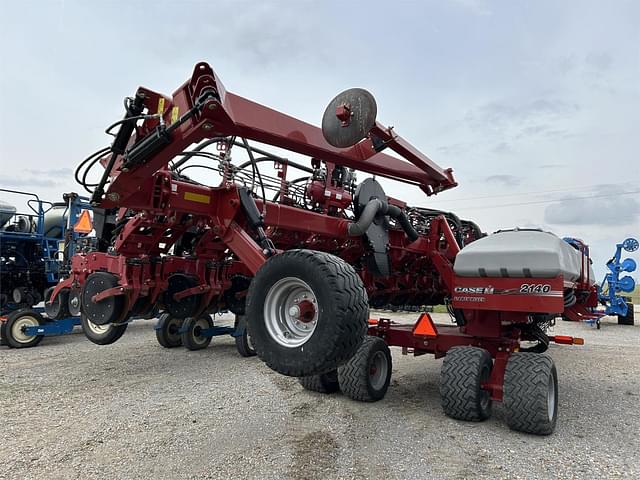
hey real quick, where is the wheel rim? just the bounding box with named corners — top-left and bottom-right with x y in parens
top-left (191, 317), bottom-right (211, 345)
top-left (369, 351), bottom-right (388, 390)
top-left (264, 277), bottom-right (318, 348)
top-left (547, 374), bottom-right (556, 422)
top-left (11, 316), bottom-right (39, 344)
top-left (86, 318), bottom-right (110, 335)
top-left (69, 293), bottom-right (81, 315)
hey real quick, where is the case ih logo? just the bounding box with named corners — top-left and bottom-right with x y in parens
top-left (454, 286), bottom-right (494, 294)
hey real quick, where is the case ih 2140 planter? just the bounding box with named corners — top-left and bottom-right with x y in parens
top-left (51, 62), bottom-right (595, 434)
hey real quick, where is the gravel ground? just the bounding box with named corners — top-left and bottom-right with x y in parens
top-left (1, 311), bottom-right (638, 480)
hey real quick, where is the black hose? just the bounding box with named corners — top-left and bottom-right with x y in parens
top-left (347, 199), bottom-right (384, 236)
top-left (348, 199), bottom-right (420, 242)
top-left (272, 176), bottom-right (311, 202)
top-left (241, 137), bottom-right (267, 216)
top-left (74, 146), bottom-right (111, 193)
top-left (387, 204), bottom-right (419, 242)
top-left (171, 137), bottom-right (228, 170)
top-left (104, 114), bottom-right (157, 136)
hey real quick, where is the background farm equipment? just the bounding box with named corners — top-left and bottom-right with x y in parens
top-left (598, 237), bottom-right (637, 325)
top-left (61, 61), bottom-right (601, 434)
top-left (0, 191), bottom-right (93, 347)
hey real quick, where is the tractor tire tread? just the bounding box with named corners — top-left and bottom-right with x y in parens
top-left (338, 336), bottom-right (391, 402)
top-left (504, 353), bottom-right (557, 435)
top-left (440, 346), bottom-right (492, 421)
top-left (298, 371), bottom-right (340, 393)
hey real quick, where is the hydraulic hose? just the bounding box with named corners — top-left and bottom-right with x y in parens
top-left (564, 290), bottom-right (577, 308)
top-left (347, 199), bottom-right (419, 242)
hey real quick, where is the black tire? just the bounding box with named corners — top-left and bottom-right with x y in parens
top-left (234, 315), bottom-right (256, 357)
top-left (81, 314), bottom-right (128, 345)
top-left (298, 370), bottom-right (340, 393)
top-left (67, 288), bottom-right (82, 317)
top-left (618, 302), bottom-right (634, 326)
top-left (0, 320), bottom-right (7, 346)
top-left (155, 314), bottom-right (183, 348)
top-left (4, 310), bottom-right (45, 348)
top-left (504, 353), bottom-right (558, 435)
top-left (338, 336), bottom-right (392, 402)
top-left (44, 287), bottom-right (70, 320)
top-left (246, 249), bottom-right (368, 377)
top-left (3, 309), bottom-right (45, 348)
top-left (181, 315), bottom-right (213, 351)
top-left (440, 346), bottom-right (493, 421)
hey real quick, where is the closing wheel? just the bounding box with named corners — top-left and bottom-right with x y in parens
top-left (44, 287), bottom-right (70, 320)
top-left (234, 315), bottom-right (256, 357)
top-left (298, 370), bottom-right (340, 394)
top-left (67, 289), bottom-right (82, 317)
top-left (246, 249), bottom-right (368, 377)
top-left (504, 353), bottom-right (558, 435)
top-left (181, 315), bottom-right (213, 351)
top-left (155, 314), bottom-right (183, 348)
top-left (81, 314), bottom-right (128, 345)
top-left (4, 310), bottom-right (44, 348)
top-left (338, 336), bottom-right (392, 402)
top-left (440, 346), bottom-right (493, 422)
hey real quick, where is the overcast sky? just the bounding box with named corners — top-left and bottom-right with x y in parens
top-left (1, 0), bottom-right (638, 279)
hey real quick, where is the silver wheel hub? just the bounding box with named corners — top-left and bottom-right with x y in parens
top-left (264, 277), bottom-right (318, 348)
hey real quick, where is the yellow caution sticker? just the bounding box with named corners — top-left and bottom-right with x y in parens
top-left (184, 192), bottom-right (210, 204)
top-left (157, 97), bottom-right (165, 115)
top-left (171, 106), bottom-right (179, 124)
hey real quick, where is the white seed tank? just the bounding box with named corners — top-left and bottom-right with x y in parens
top-left (453, 229), bottom-right (596, 284)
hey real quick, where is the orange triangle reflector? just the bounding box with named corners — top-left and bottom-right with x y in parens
top-left (74, 210), bottom-right (93, 234)
top-left (413, 312), bottom-right (438, 337)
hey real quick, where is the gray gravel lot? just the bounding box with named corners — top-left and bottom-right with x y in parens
top-left (1, 311), bottom-right (638, 479)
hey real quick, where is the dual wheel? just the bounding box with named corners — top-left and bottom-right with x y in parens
top-left (155, 313), bottom-right (256, 357)
top-left (44, 287), bottom-right (83, 319)
top-left (440, 346), bottom-right (558, 435)
top-left (298, 336), bottom-right (393, 402)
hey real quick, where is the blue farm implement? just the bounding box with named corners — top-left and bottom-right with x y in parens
top-left (598, 237), bottom-right (637, 326)
top-left (0, 190), bottom-right (93, 347)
